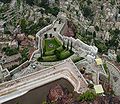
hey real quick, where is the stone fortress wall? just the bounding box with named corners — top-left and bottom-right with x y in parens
top-left (35, 17), bottom-right (98, 60)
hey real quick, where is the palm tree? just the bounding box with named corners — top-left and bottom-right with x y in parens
top-left (62, 40), bottom-right (65, 49)
top-left (70, 40), bottom-right (73, 51)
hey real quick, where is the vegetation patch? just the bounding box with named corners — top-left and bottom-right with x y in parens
top-left (42, 55), bottom-right (57, 62)
top-left (72, 56), bottom-right (84, 63)
top-left (38, 38), bottom-right (74, 62)
top-left (20, 48), bottom-right (29, 63)
top-left (60, 50), bottom-right (73, 59)
top-left (103, 63), bottom-right (108, 74)
top-left (2, 47), bottom-right (19, 56)
top-left (117, 54), bottom-right (120, 63)
top-left (78, 90), bottom-right (97, 102)
top-left (94, 39), bottom-right (108, 53)
top-left (44, 38), bottom-right (61, 52)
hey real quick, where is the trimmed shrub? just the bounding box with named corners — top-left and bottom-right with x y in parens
top-left (45, 50), bottom-right (54, 56)
top-left (57, 46), bottom-right (64, 52)
top-left (72, 57), bottom-right (84, 63)
top-left (60, 50), bottom-right (71, 59)
top-left (37, 57), bottom-right (43, 62)
top-left (42, 55), bottom-right (57, 62)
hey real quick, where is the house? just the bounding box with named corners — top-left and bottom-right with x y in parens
top-left (1, 53), bottom-right (22, 69)
top-left (28, 35), bottom-right (35, 41)
top-left (16, 33), bottom-right (26, 41)
top-left (115, 22), bottom-right (120, 30)
top-left (20, 39), bottom-right (29, 46)
top-left (4, 53), bottom-right (21, 63)
top-left (108, 49), bottom-right (117, 60)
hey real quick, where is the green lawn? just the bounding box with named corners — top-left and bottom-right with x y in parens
top-left (60, 50), bottom-right (73, 59)
top-left (38, 37), bottom-right (74, 62)
top-left (44, 38), bottom-right (61, 52)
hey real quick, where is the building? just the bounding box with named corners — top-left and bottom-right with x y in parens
top-left (1, 53), bottom-right (22, 69)
top-left (0, 65), bottom-right (10, 82)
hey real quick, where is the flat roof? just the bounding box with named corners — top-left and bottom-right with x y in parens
top-left (94, 84), bottom-right (104, 94)
top-left (95, 58), bottom-right (103, 65)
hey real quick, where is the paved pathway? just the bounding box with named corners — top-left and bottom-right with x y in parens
top-left (0, 59), bottom-right (88, 103)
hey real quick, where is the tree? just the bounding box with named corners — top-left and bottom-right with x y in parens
top-left (44, 34), bottom-right (48, 39)
top-left (40, 48), bottom-right (43, 57)
top-left (95, 26), bottom-right (99, 31)
top-left (40, 9), bottom-right (44, 17)
top-left (70, 41), bottom-right (73, 51)
top-left (49, 34), bottom-right (52, 38)
top-left (19, 18), bottom-right (27, 33)
top-left (59, 19), bottom-right (61, 24)
top-left (86, 0), bottom-right (92, 5)
top-left (110, 0), bottom-right (115, 5)
top-left (88, 84), bottom-right (94, 89)
top-left (25, 0), bottom-right (34, 5)
top-left (62, 41), bottom-right (66, 49)
top-left (93, 31), bottom-right (96, 38)
top-left (55, 0), bottom-right (59, 4)
top-left (21, 48), bottom-right (29, 63)
top-left (16, 0), bottom-right (21, 9)
top-left (45, 6), bottom-right (60, 17)
top-left (0, 0), bottom-right (11, 3)
top-left (117, 55), bottom-right (120, 63)
top-left (2, 47), bottom-right (19, 56)
top-left (54, 50), bottom-right (60, 59)
top-left (94, 40), bottom-right (108, 53)
top-left (37, 57), bottom-right (43, 62)
top-left (79, 90), bottom-right (96, 102)
top-left (51, 7), bottom-right (60, 17)
top-left (109, 28), bottom-right (120, 51)
top-left (80, 67), bottom-right (86, 74)
top-left (54, 28), bottom-right (56, 31)
top-left (45, 18), bottom-right (51, 23)
top-left (82, 6), bottom-right (94, 20)
top-left (67, 40), bottom-right (69, 50)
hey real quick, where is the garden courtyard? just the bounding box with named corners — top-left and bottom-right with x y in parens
top-left (37, 36), bottom-right (74, 62)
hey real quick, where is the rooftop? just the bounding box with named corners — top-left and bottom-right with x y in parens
top-left (95, 58), bottom-right (103, 65)
top-left (94, 84), bottom-right (104, 94)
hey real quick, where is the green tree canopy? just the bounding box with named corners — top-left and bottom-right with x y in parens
top-left (117, 55), bottom-right (120, 63)
top-left (79, 90), bottom-right (96, 102)
top-left (82, 6), bottom-right (94, 20)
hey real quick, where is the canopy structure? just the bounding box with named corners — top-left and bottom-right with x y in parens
top-left (94, 84), bottom-right (104, 94)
